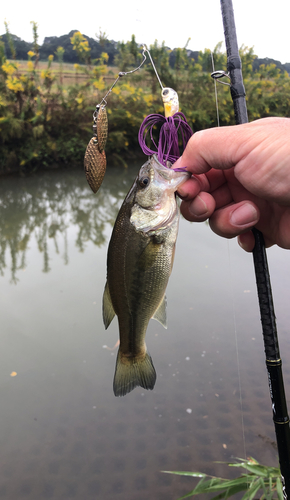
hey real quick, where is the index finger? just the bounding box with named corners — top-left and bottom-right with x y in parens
top-left (173, 118), bottom-right (285, 175)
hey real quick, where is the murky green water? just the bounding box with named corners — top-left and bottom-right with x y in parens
top-left (0, 164), bottom-right (290, 499)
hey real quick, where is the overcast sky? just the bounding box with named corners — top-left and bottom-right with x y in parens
top-left (2, 0), bottom-right (290, 63)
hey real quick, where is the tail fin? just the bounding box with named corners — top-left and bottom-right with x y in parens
top-left (113, 350), bottom-right (156, 397)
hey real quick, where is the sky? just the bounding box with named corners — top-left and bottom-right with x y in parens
top-left (2, 0), bottom-right (290, 63)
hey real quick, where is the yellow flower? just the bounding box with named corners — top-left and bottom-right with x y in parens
top-left (122, 83), bottom-right (135, 93)
top-left (144, 94), bottom-right (153, 106)
top-left (6, 76), bottom-right (24, 92)
top-left (2, 61), bottom-right (18, 75)
top-left (27, 51), bottom-right (35, 58)
top-left (74, 64), bottom-right (80, 71)
top-left (101, 52), bottom-right (109, 63)
top-left (48, 55), bottom-right (54, 62)
top-left (41, 69), bottom-right (54, 81)
top-left (47, 141), bottom-right (56, 150)
top-left (27, 61), bottom-right (34, 72)
top-left (93, 79), bottom-right (105, 91)
top-left (112, 87), bottom-right (121, 95)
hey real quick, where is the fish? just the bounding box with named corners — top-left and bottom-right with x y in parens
top-left (161, 87), bottom-right (179, 117)
top-left (84, 105), bottom-right (108, 193)
top-left (103, 155), bottom-right (190, 396)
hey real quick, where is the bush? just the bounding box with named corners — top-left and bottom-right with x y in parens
top-left (1, 24), bottom-right (290, 174)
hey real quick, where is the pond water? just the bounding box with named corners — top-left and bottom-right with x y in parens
top-left (0, 164), bottom-right (290, 500)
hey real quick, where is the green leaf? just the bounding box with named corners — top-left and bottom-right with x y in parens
top-left (168, 458), bottom-right (282, 500)
top-left (210, 483), bottom-right (250, 500)
top-left (176, 489), bottom-right (202, 500)
top-left (177, 476), bottom-right (251, 498)
top-left (229, 461), bottom-right (269, 477)
top-left (240, 478), bottom-right (263, 499)
top-left (162, 471), bottom-right (206, 478)
top-left (189, 477), bottom-right (227, 493)
top-left (206, 477), bottom-right (253, 491)
top-left (276, 477), bottom-right (284, 500)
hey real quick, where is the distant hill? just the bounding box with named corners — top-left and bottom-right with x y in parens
top-left (252, 56), bottom-right (290, 74)
top-left (1, 30), bottom-right (290, 74)
top-left (40, 31), bottom-right (118, 64)
top-left (0, 33), bottom-right (34, 60)
top-left (1, 30), bottom-right (118, 65)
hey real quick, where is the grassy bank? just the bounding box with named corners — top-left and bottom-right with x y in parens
top-left (1, 26), bottom-right (290, 174)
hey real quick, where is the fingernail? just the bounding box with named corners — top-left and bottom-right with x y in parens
top-left (188, 195), bottom-right (208, 217)
top-left (230, 203), bottom-right (258, 226)
top-left (177, 185), bottom-right (187, 198)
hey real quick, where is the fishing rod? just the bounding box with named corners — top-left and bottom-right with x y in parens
top-left (217, 0), bottom-right (290, 495)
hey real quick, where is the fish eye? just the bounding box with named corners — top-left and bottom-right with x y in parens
top-left (139, 176), bottom-right (150, 188)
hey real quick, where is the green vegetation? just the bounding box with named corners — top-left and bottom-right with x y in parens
top-left (164, 457), bottom-right (284, 499)
top-left (1, 23), bottom-right (290, 173)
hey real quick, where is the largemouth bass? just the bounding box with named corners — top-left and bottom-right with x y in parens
top-left (103, 155), bottom-right (189, 397)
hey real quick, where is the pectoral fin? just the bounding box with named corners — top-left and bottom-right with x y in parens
top-left (102, 281), bottom-right (115, 329)
top-left (152, 295), bottom-right (167, 329)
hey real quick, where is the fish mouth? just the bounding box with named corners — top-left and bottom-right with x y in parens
top-left (130, 155), bottom-right (190, 233)
top-left (152, 155), bottom-right (190, 190)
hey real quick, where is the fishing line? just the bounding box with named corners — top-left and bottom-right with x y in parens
top-left (211, 51), bottom-right (248, 462)
top-left (227, 242), bottom-right (248, 461)
top-left (211, 52), bottom-right (220, 128)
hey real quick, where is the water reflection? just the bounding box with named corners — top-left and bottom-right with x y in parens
top-left (0, 166), bottom-right (136, 282)
top-left (0, 165), bottom-right (289, 500)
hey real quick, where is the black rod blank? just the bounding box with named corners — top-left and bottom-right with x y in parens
top-left (220, 0), bottom-right (290, 495)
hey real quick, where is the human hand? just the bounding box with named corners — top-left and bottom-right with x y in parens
top-left (173, 117), bottom-right (290, 251)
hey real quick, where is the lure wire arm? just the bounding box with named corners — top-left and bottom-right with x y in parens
top-left (92, 45), bottom-right (164, 128)
top-left (143, 44), bottom-right (164, 90)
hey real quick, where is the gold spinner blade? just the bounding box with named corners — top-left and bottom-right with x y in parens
top-left (84, 138), bottom-right (106, 194)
